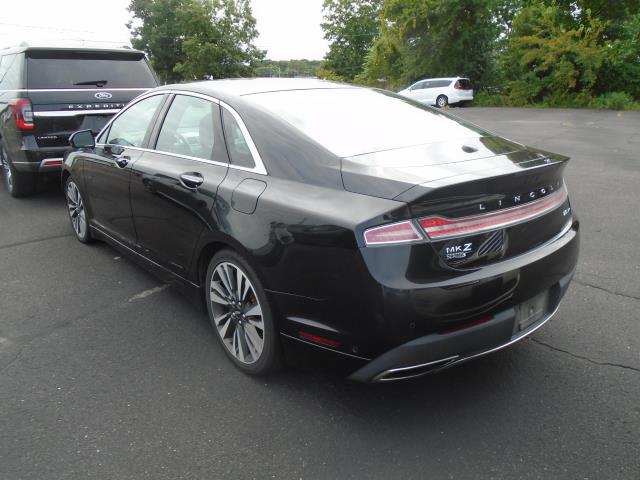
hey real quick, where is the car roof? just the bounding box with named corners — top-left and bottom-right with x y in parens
top-left (415, 77), bottom-right (459, 82)
top-left (165, 78), bottom-right (359, 98)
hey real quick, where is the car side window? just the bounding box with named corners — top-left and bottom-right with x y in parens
top-left (105, 95), bottom-right (164, 147)
top-left (438, 80), bottom-right (452, 88)
top-left (411, 81), bottom-right (425, 91)
top-left (221, 107), bottom-right (256, 169)
top-left (155, 95), bottom-right (219, 160)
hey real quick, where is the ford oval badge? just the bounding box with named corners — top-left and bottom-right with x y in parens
top-left (94, 92), bottom-right (113, 100)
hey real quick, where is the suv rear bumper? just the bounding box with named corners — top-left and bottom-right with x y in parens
top-left (10, 146), bottom-right (68, 173)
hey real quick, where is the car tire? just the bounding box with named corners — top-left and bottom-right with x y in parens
top-left (64, 176), bottom-right (92, 243)
top-left (436, 95), bottom-right (448, 108)
top-left (205, 249), bottom-right (281, 376)
top-left (0, 142), bottom-right (35, 197)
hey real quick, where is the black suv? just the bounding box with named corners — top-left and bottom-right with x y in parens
top-left (0, 44), bottom-right (159, 197)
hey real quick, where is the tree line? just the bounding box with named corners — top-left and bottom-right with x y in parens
top-left (128, 0), bottom-right (640, 109)
top-left (320, 0), bottom-right (640, 108)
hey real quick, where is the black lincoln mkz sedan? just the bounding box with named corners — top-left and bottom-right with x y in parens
top-left (62, 79), bottom-right (579, 382)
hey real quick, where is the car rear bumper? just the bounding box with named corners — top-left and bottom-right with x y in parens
top-left (348, 267), bottom-right (573, 382)
top-left (12, 157), bottom-right (65, 172)
top-left (10, 146), bottom-right (68, 173)
top-left (273, 217), bottom-right (579, 381)
top-left (449, 91), bottom-right (474, 104)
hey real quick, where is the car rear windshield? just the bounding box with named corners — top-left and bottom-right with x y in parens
top-left (26, 50), bottom-right (157, 89)
top-left (455, 78), bottom-right (472, 89)
top-left (248, 88), bottom-right (484, 157)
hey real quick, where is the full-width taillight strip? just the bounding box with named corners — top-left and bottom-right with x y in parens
top-left (419, 184), bottom-right (568, 240)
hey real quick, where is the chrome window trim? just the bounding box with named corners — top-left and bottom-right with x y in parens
top-left (34, 109), bottom-right (121, 117)
top-left (95, 89), bottom-right (268, 175)
top-left (94, 143), bottom-right (230, 169)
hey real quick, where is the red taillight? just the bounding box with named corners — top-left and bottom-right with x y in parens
top-left (298, 331), bottom-right (340, 348)
top-left (454, 84), bottom-right (463, 90)
top-left (363, 220), bottom-right (422, 246)
top-left (419, 185), bottom-right (568, 240)
top-left (10, 98), bottom-right (34, 130)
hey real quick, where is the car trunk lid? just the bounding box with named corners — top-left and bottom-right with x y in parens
top-left (342, 136), bottom-right (572, 266)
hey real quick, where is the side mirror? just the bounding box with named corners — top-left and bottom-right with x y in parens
top-left (69, 129), bottom-right (95, 149)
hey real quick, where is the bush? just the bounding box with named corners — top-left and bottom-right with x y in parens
top-left (588, 92), bottom-right (640, 110)
top-left (473, 91), bottom-right (507, 107)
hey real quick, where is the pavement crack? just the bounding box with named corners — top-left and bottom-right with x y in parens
top-left (573, 279), bottom-right (640, 302)
top-left (0, 233), bottom-right (74, 251)
top-left (530, 338), bottom-right (640, 373)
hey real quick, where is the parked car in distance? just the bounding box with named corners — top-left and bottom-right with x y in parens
top-left (62, 79), bottom-right (579, 382)
top-left (0, 43), bottom-right (159, 197)
top-left (398, 77), bottom-right (473, 108)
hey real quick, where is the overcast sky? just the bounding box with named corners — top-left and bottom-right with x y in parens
top-left (0, 0), bottom-right (329, 60)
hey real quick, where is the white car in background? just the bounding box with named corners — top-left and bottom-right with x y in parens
top-left (398, 77), bottom-right (473, 107)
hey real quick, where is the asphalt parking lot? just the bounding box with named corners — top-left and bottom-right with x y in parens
top-left (1, 107), bottom-right (639, 479)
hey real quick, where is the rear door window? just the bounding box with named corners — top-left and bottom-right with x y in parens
top-left (26, 51), bottom-right (157, 89)
top-left (155, 95), bottom-right (221, 160)
top-left (455, 79), bottom-right (471, 89)
top-left (104, 95), bottom-right (164, 147)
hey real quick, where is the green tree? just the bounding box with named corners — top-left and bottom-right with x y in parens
top-left (128, 0), bottom-right (264, 82)
top-left (255, 59), bottom-right (322, 78)
top-left (320, 0), bottom-right (382, 81)
top-left (596, 13), bottom-right (640, 99)
top-left (500, 3), bottom-right (606, 104)
top-left (361, 0), bottom-right (499, 89)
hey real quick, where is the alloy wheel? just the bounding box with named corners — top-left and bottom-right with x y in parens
top-left (66, 180), bottom-right (87, 239)
top-left (437, 96), bottom-right (448, 108)
top-left (209, 261), bottom-right (265, 364)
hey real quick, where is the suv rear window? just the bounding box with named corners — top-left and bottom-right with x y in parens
top-left (455, 79), bottom-right (471, 89)
top-left (26, 50), bottom-right (157, 89)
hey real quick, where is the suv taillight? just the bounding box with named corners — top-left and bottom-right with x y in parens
top-left (10, 98), bottom-right (34, 130)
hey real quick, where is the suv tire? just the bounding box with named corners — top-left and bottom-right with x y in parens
top-left (0, 142), bottom-right (35, 197)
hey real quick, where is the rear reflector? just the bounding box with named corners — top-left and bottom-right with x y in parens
top-left (419, 184), bottom-right (568, 240)
top-left (40, 158), bottom-right (63, 167)
top-left (298, 331), bottom-right (340, 348)
top-left (363, 220), bottom-right (422, 246)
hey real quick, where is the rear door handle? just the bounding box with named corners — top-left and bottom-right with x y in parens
top-left (115, 155), bottom-right (130, 168)
top-left (179, 172), bottom-right (204, 189)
